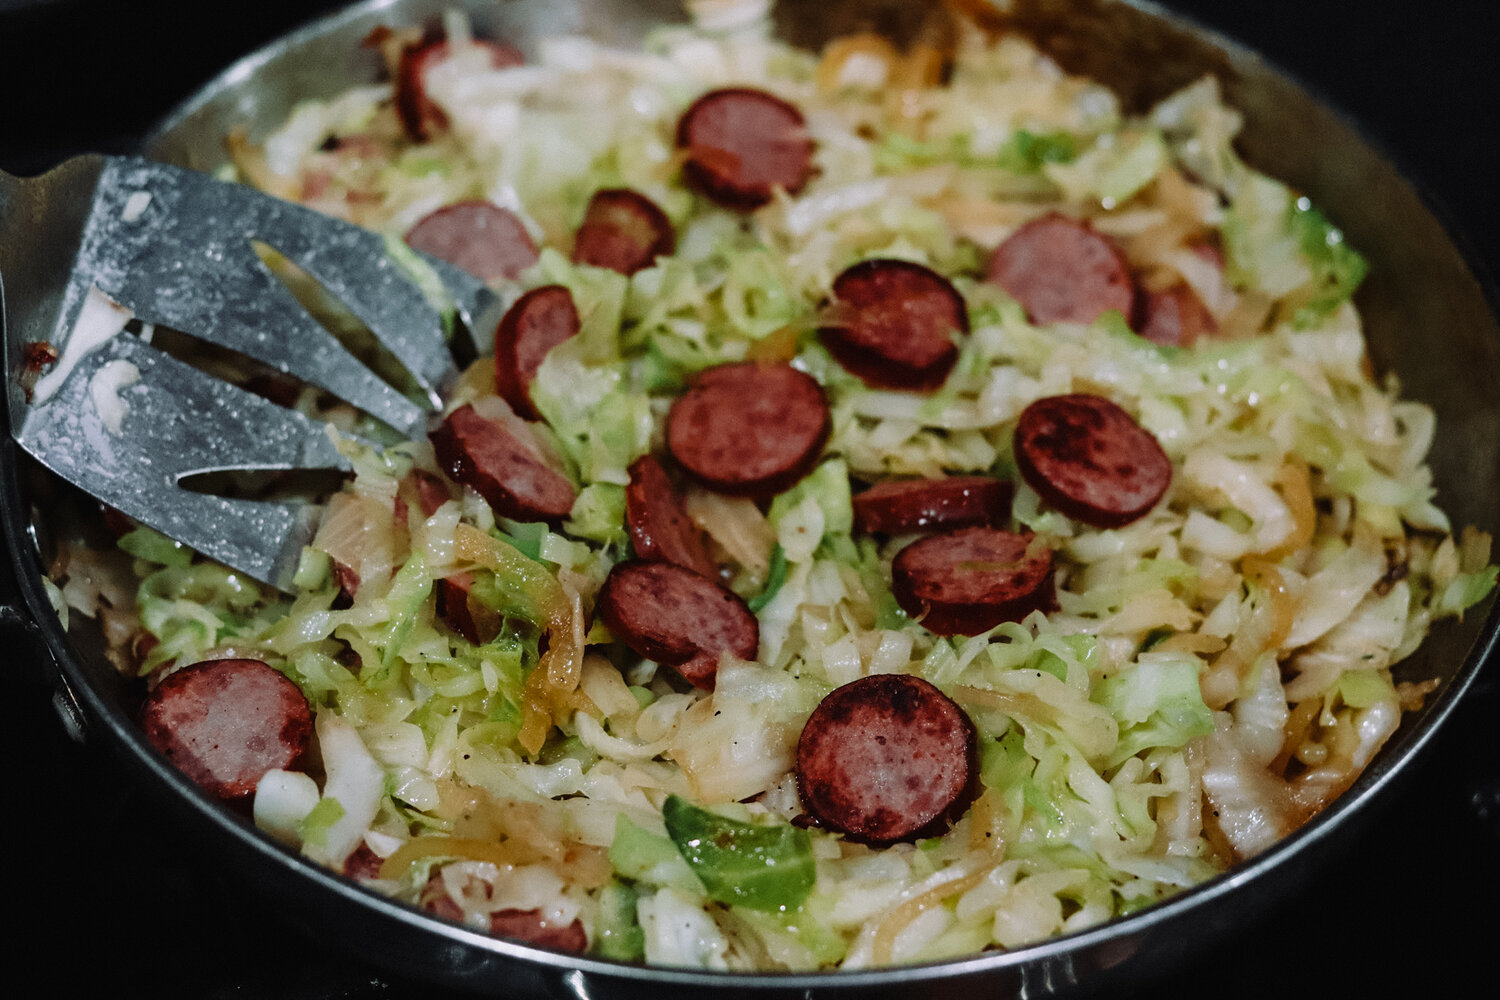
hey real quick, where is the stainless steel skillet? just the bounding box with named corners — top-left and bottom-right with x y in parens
top-left (2, 0), bottom-right (1497, 996)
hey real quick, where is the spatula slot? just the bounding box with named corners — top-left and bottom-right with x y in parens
top-left (175, 466), bottom-right (351, 506)
top-left (248, 238), bottom-right (436, 412)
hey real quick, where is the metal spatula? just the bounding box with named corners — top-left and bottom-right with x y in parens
top-left (1, 155), bottom-right (495, 592)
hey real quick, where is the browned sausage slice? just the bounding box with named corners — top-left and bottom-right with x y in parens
top-left (595, 559), bottom-right (758, 689)
top-left (665, 362), bottom-right (829, 498)
top-left (493, 285), bottom-right (579, 421)
top-left (422, 877), bottom-right (587, 952)
top-left (572, 188), bottom-right (676, 275)
top-left (890, 527), bottom-right (1055, 636)
top-left (139, 658), bottom-right (313, 801)
top-left (429, 403), bottom-right (576, 523)
top-left (342, 842), bottom-right (385, 882)
top-left (435, 572), bottom-right (478, 643)
top-left (852, 476), bottom-right (1013, 536)
top-left (676, 87), bottom-right (814, 210)
top-left (795, 673), bottom-right (978, 846)
top-left (1013, 393), bottom-right (1171, 528)
top-left (820, 258), bottom-right (968, 391)
top-left (411, 469), bottom-right (452, 516)
top-left (407, 469), bottom-right (452, 518)
top-left (986, 213), bottom-right (1137, 326)
top-left (396, 38), bottom-right (524, 142)
top-left (1138, 284), bottom-right (1217, 347)
top-left (405, 201), bottom-right (539, 283)
top-left (331, 560), bottom-right (361, 610)
top-left (435, 571), bottom-right (503, 646)
top-left (393, 469), bottom-right (450, 530)
top-left (489, 909), bottom-right (588, 953)
top-left (625, 455), bottom-right (716, 577)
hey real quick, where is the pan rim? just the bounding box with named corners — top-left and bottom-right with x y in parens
top-left (5, 0), bottom-right (1499, 992)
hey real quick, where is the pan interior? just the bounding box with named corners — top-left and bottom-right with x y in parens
top-left (5, 1), bottom-right (1493, 996)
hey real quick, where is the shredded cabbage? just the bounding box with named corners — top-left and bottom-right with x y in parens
top-left (52, 0), bottom-right (1496, 974)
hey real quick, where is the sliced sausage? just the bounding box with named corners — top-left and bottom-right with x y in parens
top-left (625, 455), bottom-right (716, 577)
top-left (890, 527), bottom-right (1055, 636)
top-left (393, 469), bottom-right (449, 529)
top-left (342, 842), bottom-right (386, 882)
top-left (422, 876), bottom-right (587, 953)
top-left (435, 573), bottom-right (477, 643)
top-left (795, 673), bottom-right (978, 846)
top-left (429, 403), bottom-right (576, 523)
top-left (404, 469), bottom-right (452, 518)
top-left (595, 559), bottom-right (759, 689)
top-left (820, 258), bottom-right (967, 391)
top-left (1138, 284), bottom-right (1217, 347)
top-left (411, 469), bottom-right (452, 516)
top-left (405, 201), bottom-right (539, 283)
top-left (331, 560), bottom-right (360, 610)
top-left (1013, 393), bottom-right (1171, 528)
top-left (665, 362), bottom-right (829, 498)
top-left (852, 476), bottom-right (1013, 536)
top-left (986, 213), bottom-right (1137, 326)
top-left (489, 909), bottom-right (588, 954)
top-left (493, 285), bottom-right (579, 421)
top-left (676, 87), bottom-right (814, 210)
top-left (435, 571), bottom-right (503, 645)
top-left (396, 37), bottom-right (524, 142)
top-left (139, 658), bottom-right (313, 802)
top-left (572, 188), bottom-right (676, 275)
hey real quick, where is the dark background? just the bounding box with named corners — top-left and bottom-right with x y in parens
top-left (3, 1), bottom-right (1497, 997)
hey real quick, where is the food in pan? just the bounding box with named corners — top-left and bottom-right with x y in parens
top-left (49, 1), bottom-right (1496, 970)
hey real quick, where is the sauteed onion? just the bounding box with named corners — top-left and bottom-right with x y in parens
top-left (51, 0), bottom-right (1496, 971)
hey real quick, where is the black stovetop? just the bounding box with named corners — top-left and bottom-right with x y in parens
top-left (3, 2), bottom-right (1497, 997)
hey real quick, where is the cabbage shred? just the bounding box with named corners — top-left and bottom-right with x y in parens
top-left (73, 4), bottom-right (1496, 972)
